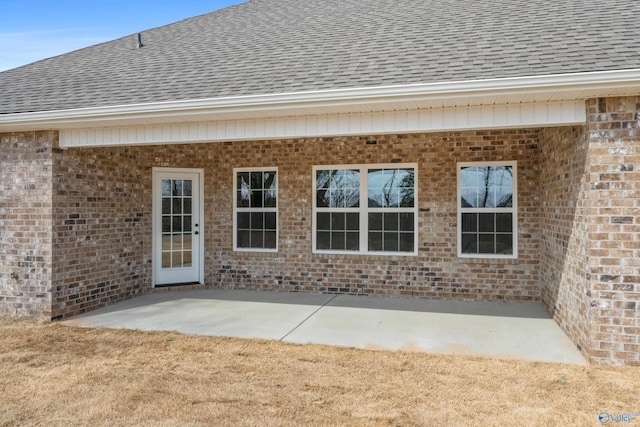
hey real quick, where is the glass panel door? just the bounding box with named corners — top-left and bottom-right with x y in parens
top-left (153, 169), bottom-right (202, 285)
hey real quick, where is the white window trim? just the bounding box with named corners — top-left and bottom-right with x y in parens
top-left (233, 167), bottom-right (278, 252)
top-left (457, 161), bottom-right (518, 259)
top-left (312, 163), bottom-right (418, 256)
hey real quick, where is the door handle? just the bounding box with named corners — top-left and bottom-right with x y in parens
top-left (194, 231), bottom-right (199, 235)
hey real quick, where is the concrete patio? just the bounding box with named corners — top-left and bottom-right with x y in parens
top-left (64, 289), bottom-right (586, 365)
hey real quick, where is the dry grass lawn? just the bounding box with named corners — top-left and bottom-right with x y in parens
top-left (1, 316), bottom-right (638, 426)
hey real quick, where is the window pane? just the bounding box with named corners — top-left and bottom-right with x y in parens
top-left (460, 187), bottom-right (481, 208)
top-left (183, 216), bottom-right (192, 232)
top-left (183, 235), bottom-right (192, 251)
top-left (172, 198), bottom-right (182, 215)
top-left (346, 213), bottom-right (359, 231)
top-left (250, 231), bottom-right (264, 248)
top-left (183, 251), bottom-right (192, 268)
top-left (173, 180), bottom-right (183, 197)
top-left (264, 190), bottom-right (277, 208)
top-left (478, 213), bottom-right (495, 232)
top-left (237, 212), bottom-right (250, 229)
top-left (251, 212), bottom-right (264, 229)
top-left (250, 172), bottom-right (262, 189)
top-left (317, 213), bottom-right (331, 231)
top-left (332, 188), bottom-right (360, 208)
top-left (172, 234), bottom-right (183, 251)
top-left (265, 212), bottom-right (277, 230)
top-left (462, 213), bottom-right (477, 232)
top-left (383, 232), bottom-right (399, 252)
top-left (332, 232), bottom-right (345, 250)
top-left (171, 251), bottom-right (182, 267)
top-left (399, 169), bottom-right (415, 208)
top-left (162, 198), bottom-right (171, 215)
top-left (316, 169), bottom-right (360, 208)
top-left (496, 234), bottom-right (513, 254)
top-left (183, 180), bottom-right (192, 197)
top-left (384, 213), bottom-right (398, 231)
top-left (251, 190), bottom-right (263, 208)
top-left (264, 231), bottom-right (277, 249)
top-left (478, 234), bottom-right (495, 254)
top-left (496, 213), bottom-right (513, 232)
top-left (368, 168), bottom-right (414, 208)
top-left (183, 198), bottom-right (192, 215)
top-left (461, 234), bottom-right (476, 254)
top-left (162, 216), bottom-right (171, 233)
top-left (462, 166), bottom-right (513, 208)
top-left (317, 232), bottom-right (331, 250)
top-left (368, 232), bottom-right (382, 251)
top-left (162, 252), bottom-right (171, 268)
top-left (237, 230), bottom-right (250, 247)
top-left (346, 232), bottom-right (359, 251)
top-left (399, 213), bottom-right (414, 232)
top-left (238, 173), bottom-right (250, 207)
top-left (161, 234), bottom-right (172, 252)
top-left (400, 233), bottom-right (414, 252)
top-left (264, 171), bottom-right (277, 208)
top-left (332, 212), bottom-right (345, 231)
top-left (172, 216), bottom-right (182, 233)
top-left (369, 213), bottom-right (382, 231)
top-left (162, 180), bottom-right (172, 197)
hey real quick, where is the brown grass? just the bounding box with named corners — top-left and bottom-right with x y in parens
top-left (0, 316), bottom-right (638, 426)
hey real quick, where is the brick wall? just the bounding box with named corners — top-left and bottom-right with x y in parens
top-left (539, 125), bottom-right (591, 359)
top-left (585, 97), bottom-right (640, 366)
top-left (51, 147), bottom-right (153, 318)
top-left (46, 129), bottom-right (542, 317)
top-left (0, 131), bottom-right (55, 318)
top-left (212, 131), bottom-right (541, 301)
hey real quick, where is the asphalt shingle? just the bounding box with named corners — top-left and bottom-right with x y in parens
top-left (1, 0), bottom-right (639, 114)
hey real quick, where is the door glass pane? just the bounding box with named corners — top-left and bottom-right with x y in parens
top-left (160, 178), bottom-right (194, 270)
top-left (183, 181), bottom-right (192, 197)
top-left (162, 252), bottom-right (171, 268)
top-left (183, 251), bottom-right (193, 268)
top-left (162, 199), bottom-right (171, 215)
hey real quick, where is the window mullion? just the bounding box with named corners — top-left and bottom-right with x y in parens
top-left (360, 166), bottom-right (368, 253)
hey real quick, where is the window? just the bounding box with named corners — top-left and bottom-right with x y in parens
top-left (457, 162), bottom-right (517, 258)
top-left (313, 164), bottom-right (417, 255)
top-left (234, 168), bottom-right (277, 251)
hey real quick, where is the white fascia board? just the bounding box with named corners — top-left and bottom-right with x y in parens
top-left (1, 68), bottom-right (639, 132)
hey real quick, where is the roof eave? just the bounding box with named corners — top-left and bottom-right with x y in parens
top-left (1, 69), bottom-right (640, 132)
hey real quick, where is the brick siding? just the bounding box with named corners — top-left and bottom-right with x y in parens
top-left (0, 131), bottom-right (55, 318)
top-left (539, 125), bottom-right (591, 359)
top-left (584, 97), bottom-right (640, 366)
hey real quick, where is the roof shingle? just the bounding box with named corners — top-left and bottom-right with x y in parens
top-left (1, 0), bottom-right (639, 114)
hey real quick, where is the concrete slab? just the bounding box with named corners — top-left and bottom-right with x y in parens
top-left (65, 289), bottom-right (586, 365)
top-left (66, 290), bottom-right (334, 340)
top-left (284, 295), bottom-right (585, 364)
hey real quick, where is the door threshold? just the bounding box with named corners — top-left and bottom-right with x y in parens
top-left (155, 282), bottom-right (202, 288)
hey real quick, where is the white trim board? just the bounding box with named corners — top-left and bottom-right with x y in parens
top-left (60, 101), bottom-right (585, 147)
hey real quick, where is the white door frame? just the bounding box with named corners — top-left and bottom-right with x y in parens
top-left (152, 167), bottom-right (205, 287)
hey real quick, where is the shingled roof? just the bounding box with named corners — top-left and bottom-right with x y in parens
top-left (1, 0), bottom-right (640, 115)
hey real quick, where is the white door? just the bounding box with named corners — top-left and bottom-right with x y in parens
top-left (152, 168), bottom-right (204, 286)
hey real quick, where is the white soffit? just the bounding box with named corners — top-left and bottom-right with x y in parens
top-left (60, 101), bottom-right (586, 147)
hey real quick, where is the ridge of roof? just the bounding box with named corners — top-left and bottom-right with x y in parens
top-left (1, 0), bottom-right (640, 115)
